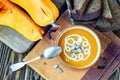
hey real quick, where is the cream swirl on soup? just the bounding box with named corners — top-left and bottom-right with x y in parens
top-left (64, 34), bottom-right (91, 62)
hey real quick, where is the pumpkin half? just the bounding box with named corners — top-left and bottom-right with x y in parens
top-left (0, 0), bottom-right (44, 41)
top-left (9, 0), bottom-right (59, 26)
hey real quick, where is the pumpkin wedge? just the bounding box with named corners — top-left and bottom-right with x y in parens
top-left (0, 0), bottom-right (44, 41)
top-left (41, 0), bottom-right (59, 19)
top-left (9, 0), bottom-right (59, 26)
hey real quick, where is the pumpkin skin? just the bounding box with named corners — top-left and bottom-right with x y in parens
top-left (9, 0), bottom-right (59, 26)
top-left (0, 0), bottom-right (44, 41)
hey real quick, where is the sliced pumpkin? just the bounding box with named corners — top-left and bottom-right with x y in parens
top-left (41, 0), bottom-right (59, 19)
top-left (9, 0), bottom-right (59, 26)
top-left (0, 0), bottom-right (44, 41)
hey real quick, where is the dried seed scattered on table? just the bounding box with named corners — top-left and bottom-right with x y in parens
top-left (53, 64), bottom-right (63, 73)
top-left (53, 64), bottom-right (59, 69)
top-left (56, 67), bottom-right (63, 73)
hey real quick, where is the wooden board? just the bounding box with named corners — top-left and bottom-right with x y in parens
top-left (0, 26), bottom-right (35, 53)
top-left (23, 15), bottom-right (113, 80)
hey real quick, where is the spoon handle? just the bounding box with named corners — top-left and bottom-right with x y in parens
top-left (9, 55), bottom-right (42, 72)
top-left (24, 56), bottom-right (42, 64)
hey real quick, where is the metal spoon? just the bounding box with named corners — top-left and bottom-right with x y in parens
top-left (9, 46), bottom-right (62, 72)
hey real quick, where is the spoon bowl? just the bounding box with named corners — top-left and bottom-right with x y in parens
top-left (41, 46), bottom-right (62, 59)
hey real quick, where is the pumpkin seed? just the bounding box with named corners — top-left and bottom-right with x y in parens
top-left (77, 37), bottom-right (82, 43)
top-left (71, 53), bottom-right (76, 58)
top-left (81, 45), bottom-right (85, 52)
top-left (53, 64), bottom-right (59, 69)
top-left (53, 64), bottom-right (63, 73)
top-left (56, 67), bottom-right (63, 73)
top-left (77, 48), bottom-right (82, 53)
top-left (72, 50), bottom-right (77, 53)
top-left (76, 45), bottom-right (80, 49)
top-left (76, 41), bottom-right (81, 46)
top-left (71, 44), bottom-right (76, 50)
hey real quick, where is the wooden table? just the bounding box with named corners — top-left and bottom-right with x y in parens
top-left (0, 41), bottom-right (119, 80)
top-left (0, 0), bottom-right (120, 80)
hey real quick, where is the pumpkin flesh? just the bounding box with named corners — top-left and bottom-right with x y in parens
top-left (9, 0), bottom-right (59, 26)
top-left (0, 0), bottom-right (44, 41)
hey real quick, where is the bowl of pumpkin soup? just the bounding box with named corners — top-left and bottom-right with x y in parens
top-left (56, 25), bottom-right (106, 69)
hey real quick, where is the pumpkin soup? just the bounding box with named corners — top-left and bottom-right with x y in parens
top-left (56, 26), bottom-right (101, 68)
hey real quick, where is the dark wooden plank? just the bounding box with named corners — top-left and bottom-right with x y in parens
top-left (0, 41), bottom-right (46, 80)
top-left (100, 55), bottom-right (120, 80)
top-left (82, 42), bottom-right (120, 80)
top-left (108, 68), bottom-right (120, 80)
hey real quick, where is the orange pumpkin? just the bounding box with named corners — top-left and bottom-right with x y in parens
top-left (9, 0), bottom-right (59, 26)
top-left (0, 0), bottom-right (44, 41)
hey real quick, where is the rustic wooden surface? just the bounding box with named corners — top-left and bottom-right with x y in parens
top-left (0, 17), bottom-right (120, 80)
top-left (0, 39), bottom-right (120, 80)
top-left (0, 41), bottom-right (45, 80)
top-left (0, 14), bottom-right (120, 80)
top-left (23, 17), bottom-right (90, 80)
top-left (23, 12), bottom-right (120, 80)
top-left (0, 0), bottom-right (120, 80)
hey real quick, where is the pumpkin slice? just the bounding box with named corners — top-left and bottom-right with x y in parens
top-left (10, 0), bottom-right (59, 26)
top-left (41, 0), bottom-right (59, 19)
top-left (0, 0), bottom-right (44, 41)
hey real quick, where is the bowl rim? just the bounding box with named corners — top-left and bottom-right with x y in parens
top-left (55, 25), bottom-right (101, 69)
